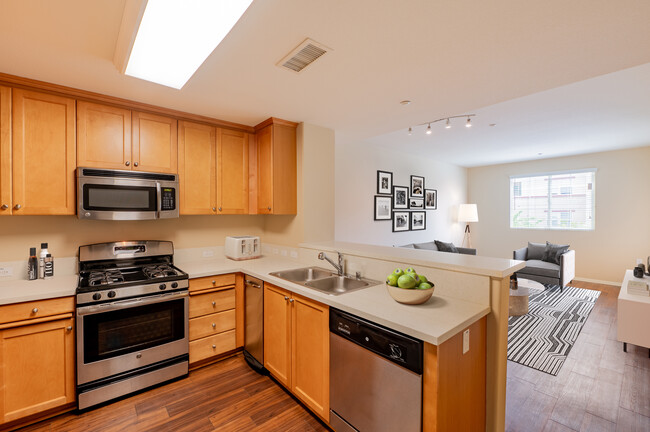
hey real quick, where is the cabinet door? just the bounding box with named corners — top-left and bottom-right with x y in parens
top-left (178, 121), bottom-right (215, 214)
top-left (291, 294), bottom-right (330, 420)
top-left (77, 101), bottom-right (131, 170)
top-left (271, 123), bottom-right (297, 214)
top-left (263, 283), bottom-right (292, 387)
top-left (12, 89), bottom-right (76, 215)
top-left (132, 111), bottom-right (177, 174)
top-left (216, 128), bottom-right (249, 214)
top-left (0, 317), bottom-right (75, 424)
top-left (0, 86), bottom-right (10, 215)
top-left (256, 124), bottom-right (273, 214)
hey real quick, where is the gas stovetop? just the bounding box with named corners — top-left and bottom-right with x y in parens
top-left (76, 240), bottom-right (189, 306)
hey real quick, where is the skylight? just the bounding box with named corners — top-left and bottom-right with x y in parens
top-left (125, 0), bottom-right (254, 89)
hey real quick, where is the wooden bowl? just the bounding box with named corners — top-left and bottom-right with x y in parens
top-left (386, 283), bottom-right (435, 305)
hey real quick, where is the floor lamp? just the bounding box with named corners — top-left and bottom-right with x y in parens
top-left (459, 204), bottom-right (478, 248)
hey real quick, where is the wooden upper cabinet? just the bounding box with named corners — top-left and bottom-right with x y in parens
top-left (178, 121), bottom-right (216, 214)
top-left (217, 128), bottom-right (249, 214)
top-left (77, 101), bottom-right (131, 170)
top-left (254, 119), bottom-right (297, 214)
top-left (12, 89), bottom-right (76, 215)
top-left (0, 86), bottom-right (11, 215)
top-left (263, 283), bottom-right (292, 387)
top-left (132, 111), bottom-right (178, 174)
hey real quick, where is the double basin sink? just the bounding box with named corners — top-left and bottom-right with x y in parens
top-left (269, 267), bottom-right (381, 296)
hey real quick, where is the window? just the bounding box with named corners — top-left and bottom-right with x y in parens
top-left (510, 169), bottom-right (595, 230)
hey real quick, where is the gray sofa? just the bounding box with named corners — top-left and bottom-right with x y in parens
top-left (400, 241), bottom-right (477, 255)
top-left (513, 242), bottom-right (575, 288)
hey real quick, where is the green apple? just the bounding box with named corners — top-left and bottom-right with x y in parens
top-left (392, 268), bottom-right (404, 278)
top-left (405, 267), bottom-right (417, 274)
top-left (397, 274), bottom-right (417, 289)
top-left (417, 282), bottom-right (433, 290)
top-left (418, 275), bottom-right (428, 285)
top-left (386, 274), bottom-right (398, 286)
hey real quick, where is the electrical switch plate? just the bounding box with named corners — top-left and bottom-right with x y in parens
top-left (202, 250), bottom-right (214, 258)
top-left (0, 267), bottom-right (12, 277)
top-left (463, 329), bottom-right (470, 354)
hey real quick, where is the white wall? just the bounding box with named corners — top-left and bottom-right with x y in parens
top-left (468, 146), bottom-right (650, 284)
top-left (335, 141), bottom-right (467, 247)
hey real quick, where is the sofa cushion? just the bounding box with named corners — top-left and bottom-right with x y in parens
top-left (413, 241), bottom-right (438, 251)
top-left (519, 259), bottom-right (561, 279)
top-left (434, 240), bottom-right (459, 253)
top-left (527, 242), bottom-right (546, 260)
top-left (542, 241), bottom-right (569, 265)
top-left (400, 243), bottom-right (416, 248)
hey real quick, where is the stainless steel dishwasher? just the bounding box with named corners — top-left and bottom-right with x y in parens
top-left (243, 275), bottom-right (266, 374)
top-left (330, 308), bottom-right (423, 432)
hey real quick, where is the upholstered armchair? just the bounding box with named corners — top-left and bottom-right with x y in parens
top-left (513, 242), bottom-right (575, 288)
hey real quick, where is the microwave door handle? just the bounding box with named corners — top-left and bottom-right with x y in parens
top-left (156, 182), bottom-right (162, 218)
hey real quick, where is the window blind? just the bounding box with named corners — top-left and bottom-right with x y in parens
top-left (509, 170), bottom-right (595, 230)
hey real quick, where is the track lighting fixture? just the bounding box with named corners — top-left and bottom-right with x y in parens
top-left (407, 114), bottom-right (476, 135)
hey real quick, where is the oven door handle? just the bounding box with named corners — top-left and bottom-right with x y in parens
top-left (156, 182), bottom-right (162, 219)
top-left (77, 291), bottom-right (188, 316)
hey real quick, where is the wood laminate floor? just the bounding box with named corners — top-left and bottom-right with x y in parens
top-left (18, 355), bottom-right (329, 432)
top-left (506, 280), bottom-right (650, 432)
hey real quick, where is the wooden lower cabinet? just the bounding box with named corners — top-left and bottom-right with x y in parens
top-left (263, 283), bottom-right (330, 421)
top-left (0, 298), bottom-right (75, 426)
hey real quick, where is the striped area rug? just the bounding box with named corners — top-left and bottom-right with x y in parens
top-left (507, 284), bottom-right (601, 376)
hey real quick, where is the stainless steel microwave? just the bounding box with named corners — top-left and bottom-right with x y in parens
top-left (77, 167), bottom-right (179, 220)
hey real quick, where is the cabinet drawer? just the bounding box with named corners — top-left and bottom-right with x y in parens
top-left (189, 289), bottom-right (235, 318)
top-left (189, 274), bottom-right (236, 292)
top-left (189, 330), bottom-right (236, 364)
top-left (0, 297), bottom-right (74, 325)
top-left (189, 309), bottom-right (235, 341)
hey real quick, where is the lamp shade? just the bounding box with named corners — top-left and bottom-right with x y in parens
top-left (458, 204), bottom-right (479, 223)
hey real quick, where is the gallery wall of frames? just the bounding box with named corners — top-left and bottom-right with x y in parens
top-left (374, 170), bottom-right (437, 232)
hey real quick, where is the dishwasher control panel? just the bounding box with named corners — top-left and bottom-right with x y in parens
top-left (330, 308), bottom-right (423, 374)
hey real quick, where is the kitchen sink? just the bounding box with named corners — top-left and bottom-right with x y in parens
top-left (269, 266), bottom-right (381, 296)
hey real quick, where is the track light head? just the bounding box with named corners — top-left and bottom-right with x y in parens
top-left (466, 117), bottom-right (472, 128)
top-left (426, 124), bottom-right (432, 135)
top-left (445, 118), bottom-right (451, 129)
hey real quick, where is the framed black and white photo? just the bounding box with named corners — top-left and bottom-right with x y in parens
top-left (411, 211), bottom-right (426, 230)
top-left (393, 186), bottom-right (409, 209)
top-left (393, 211), bottom-right (410, 232)
top-left (410, 175), bottom-right (424, 197)
top-left (377, 170), bottom-right (393, 195)
top-left (424, 189), bottom-right (437, 209)
top-left (409, 198), bottom-right (423, 209)
top-left (374, 196), bottom-right (392, 220)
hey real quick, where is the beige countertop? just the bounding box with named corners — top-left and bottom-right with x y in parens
top-left (0, 254), bottom-right (492, 345)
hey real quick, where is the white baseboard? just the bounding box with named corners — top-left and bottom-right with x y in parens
top-left (573, 277), bottom-right (621, 287)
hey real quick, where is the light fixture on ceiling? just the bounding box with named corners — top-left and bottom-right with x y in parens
top-left (120, 0), bottom-right (254, 89)
top-left (407, 114), bottom-right (476, 135)
top-left (400, 100), bottom-right (412, 106)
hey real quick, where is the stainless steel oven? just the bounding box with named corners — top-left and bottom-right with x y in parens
top-left (76, 241), bottom-right (189, 410)
top-left (77, 167), bottom-right (179, 220)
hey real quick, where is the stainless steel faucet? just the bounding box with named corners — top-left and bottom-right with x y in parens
top-left (318, 251), bottom-right (344, 276)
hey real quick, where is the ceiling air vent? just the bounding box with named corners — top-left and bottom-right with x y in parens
top-left (278, 38), bottom-right (331, 73)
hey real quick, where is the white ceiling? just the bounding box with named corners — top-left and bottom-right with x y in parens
top-left (1, 0), bottom-right (649, 166)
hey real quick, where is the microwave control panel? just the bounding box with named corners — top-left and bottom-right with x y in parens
top-left (161, 188), bottom-right (176, 210)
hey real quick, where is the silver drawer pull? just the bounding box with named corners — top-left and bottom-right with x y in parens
top-left (134, 162), bottom-right (139, 167)
top-left (212, 323), bottom-right (216, 328)
top-left (1, 204), bottom-right (8, 210)
top-left (284, 296), bottom-right (289, 301)
top-left (212, 207), bottom-right (216, 211)
top-left (212, 301), bottom-right (216, 306)
top-left (212, 344), bottom-right (216, 349)
top-left (66, 326), bottom-right (72, 331)
top-left (125, 161), bottom-right (130, 166)
top-left (289, 298), bottom-right (294, 303)
top-left (218, 207), bottom-right (222, 211)
top-left (211, 280), bottom-right (216, 284)
top-left (32, 307), bottom-right (38, 313)
top-left (14, 204), bottom-right (21, 210)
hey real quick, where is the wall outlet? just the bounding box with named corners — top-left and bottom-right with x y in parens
top-left (272, 248), bottom-right (279, 255)
top-left (202, 250), bottom-right (214, 258)
top-left (0, 267), bottom-right (12, 277)
top-left (463, 329), bottom-right (470, 354)
top-left (281, 250), bottom-right (287, 257)
top-left (290, 251), bottom-right (298, 259)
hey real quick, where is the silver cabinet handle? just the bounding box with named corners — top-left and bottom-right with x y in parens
top-left (212, 344), bottom-right (216, 349)
top-left (134, 162), bottom-right (139, 167)
top-left (66, 326), bottom-right (72, 331)
top-left (267, 206), bottom-right (271, 211)
top-left (289, 298), bottom-right (294, 303)
top-left (284, 296), bottom-right (289, 301)
top-left (1, 204), bottom-right (7, 210)
top-left (212, 301), bottom-right (216, 306)
top-left (32, 307), bottom-right (38, 313)
top-left (14, 204), bottom-right (21, 210)
top-left (212, 323), bottom-right (216, 328)
top-left (212, 207), bottom-right (216, 211)
top-left (218, 207), bottom-right (222, 211)
top-left (125, 161), bottom-right (130, 166)
top-left (211, 280), bottom-right (216, 285)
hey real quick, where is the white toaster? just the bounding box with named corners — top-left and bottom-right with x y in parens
top-left (224, 236), bottom-right (261, 260)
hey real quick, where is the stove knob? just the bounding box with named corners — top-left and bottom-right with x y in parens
top-left (171, 282), bottom-right (178, 289)
top-left (107, 291), bottom-right (116, 298)
top-left (159, 283), bottom-right (167, 290)
top-left (92, 293), bottom-right (102, 301)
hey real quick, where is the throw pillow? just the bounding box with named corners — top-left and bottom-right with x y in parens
top-left (542, 241), bottom-right (569, 265)
top-left (413, 241), bottom-right (437, 251)
top-left (527, 242), bottom-right (546, 260)
top-left (434, 240), bottom-right (459, 253)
